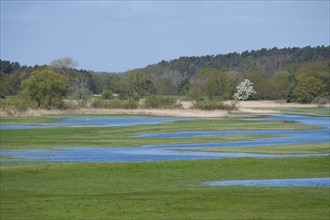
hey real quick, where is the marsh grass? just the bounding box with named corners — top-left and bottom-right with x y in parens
top-left (227, 100), bottom-right (330, 116)
top-left (192, 99), bottom-right (238, 111)
top-left (142, 95), bottom-right (180, 109)
top-left (1, 112), bottom-right (329, 219)
top-left (185, 142), bottom-right (330, 154)
top-left (1, 157), bottom-right (329, 219)
top-left (279, 108), bottom-right (330, 117)
top-left (0, 118), bottom-right (313, 150)
top-left (0, 108), bottom-right (230, 118)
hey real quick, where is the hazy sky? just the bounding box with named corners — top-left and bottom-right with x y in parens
top-left (1, 1), bottom-right (329, 72)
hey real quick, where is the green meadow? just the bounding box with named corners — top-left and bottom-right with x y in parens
top-left (279, 108), bottom-right (330, 117)
top-left (1, 158), bottom-right (329, 220)
top-left (0, 114), bottom-right (329, 219)
top-left (186, 142), bottom-right (330, 154)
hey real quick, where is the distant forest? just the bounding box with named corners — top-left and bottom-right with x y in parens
top-left (1, 46), bottom-right (329, 105)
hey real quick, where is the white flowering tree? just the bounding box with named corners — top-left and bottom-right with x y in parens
top-left (233, 79), bottom-right (256, 100)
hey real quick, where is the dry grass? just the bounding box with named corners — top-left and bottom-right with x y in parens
top-left (229, 100), bottom-right (330, 108)
top-left (233, 108), bottom-right (279, 114)
top-left (0, 108), bottom-right (229, 118)
top-left (223, 100), bottom-right (330, 115)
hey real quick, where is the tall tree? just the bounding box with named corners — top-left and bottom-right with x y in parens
top-left (204, 72), bottom-right (228, 100)
top-left (286, 73), bottom-right (298, 102)
top-left (293, 77), bottom-right (327, 103)
top-left (202, 69), bottom-right (239, 100)
top-left (123, 71), bottom-right (153, 100)
top-left (50, 57), bottom-right (79, 76)
top-left (21, 70), bottom-right (69, 109)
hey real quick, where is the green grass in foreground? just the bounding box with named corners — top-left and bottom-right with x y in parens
top-left (1, 157), bottom-right (329, 220)
top-left (186, 142), bottom-right (330, 154)
top-left (279, 108), bottom-right (330, 117)
top-left (0, 118), bottom-right (314, 150)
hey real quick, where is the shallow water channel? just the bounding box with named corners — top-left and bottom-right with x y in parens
top-left (1, 115), bottom-right (329, 163)
top-left (204, 177), bottom-right (330, 187)
top-left (0, 117), bottom-right (193, 130)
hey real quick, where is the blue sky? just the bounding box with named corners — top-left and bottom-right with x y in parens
top-left (1, 1), bottom-right (329, 72)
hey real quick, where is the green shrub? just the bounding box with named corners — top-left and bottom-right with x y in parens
top-left (101, 90), bottom-right (113, 100)
top-left (123, 99), bottom-right (139, 109)
top-left (73, 89), bottom-right (92, 101)
top-left (91, 99), bottom-right (123, 109)
top-left (0, 96), bottom-right (37, 112)
top-left (143, 96), bottom-right (179, 109)
top-left (192, 100), bottom-right (237, 111)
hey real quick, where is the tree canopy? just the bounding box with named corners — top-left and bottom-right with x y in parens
top-left (21, 70), bottom-right (69, 109)
top-left (293, 77), bottom-right (327, 103)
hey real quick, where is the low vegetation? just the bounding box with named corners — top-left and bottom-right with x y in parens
top-left (279, 108), bottom-right (330, 117)
top-left (1, 157), bottom-right (329, 219)
top-left (186, 142), bottom-right (330, 154)
top-left (142, 95), bottom-right (180, 109)
top-left (192, 100), bottom-right (238, 111)
top-left (1, 116), bottom-right (314, 150)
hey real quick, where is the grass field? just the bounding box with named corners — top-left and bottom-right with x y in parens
top-left (1, 113), bottom-right (329, 219)
top-left (185, 142), bottom-right (330, 154)
top-left (279, 108), bottom-right (330, 117)
top-left (1, 157), bottom-right (329, 220)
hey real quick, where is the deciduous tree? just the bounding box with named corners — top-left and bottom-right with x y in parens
top-left (233, 79), bottom-right (256, 100)
top-left (123, 71), bottom-right (153, 100)
top-left (21, 70), bottom-right (69, 109)
top-left (293, 77), bottom-right (327, 103)
top-left (50, 57), bottom-right (79, 76)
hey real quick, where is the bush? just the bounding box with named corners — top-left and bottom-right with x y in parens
top-left (142, 96), bottom-right (180, 109)
top-left (73, 89), bottom-right (92, 101)
top-left (0, 96), bottom-right (37, 112)
top-left (192, 100), bottom-right (237, 111)
top-left (91, 99), bottom-right (124, 109)
top-left (312, 96), bottom-right (330, 108)
top-left (123, 99), bottom-right (139, 109)
top-left (101, 90), bottom-right (113, 100)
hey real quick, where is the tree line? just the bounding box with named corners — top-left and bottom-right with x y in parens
top-left (0, 46), bottom-right (329, 109)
